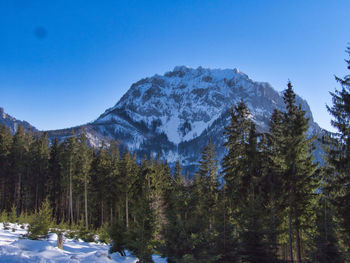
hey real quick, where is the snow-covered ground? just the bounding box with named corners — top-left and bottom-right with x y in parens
top-left (0, 223), bottom-right (166, 263)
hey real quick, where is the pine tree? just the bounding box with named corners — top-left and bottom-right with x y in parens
top-left (30, 132), bottom-right (50, 211)
top-left (222, 101), bottom-right (253, 262)
top-left (0, 125), bottom-right (12, 211)
top-left (90, 142), bottom-right (112, 227)
top-left (48, 138), bottom-right (62, 223)
top-left (119, 147), bottom-right (139, 229)
top-left (272, 82), bottom-right (318, 262)
top-left (160, 160), bottom-right (199, 262)
top-left (223, 101), bottom-right (252, 204)
top-left (312, 195), bottom-right (343, 263)
top-left (326, 46), bottom-right (350, 250)
top-left (190, 139), bottom-right (221, 262)
top-left (28, 198), bottom-right (53, 239)
top-left (76, 133), bottom-right (92, 228)
top-left (10, 126), bottom-right (30, 216)
top-left (125, 164), bottom-right (155, 263)
top-left (60, 135), bottom-right (79, 225)
top-left (237, 194), bottom-right (277, 263)
top-left (258, 130), bottom-right (285, 258)
top-left (222, 102), bottom-right (281, 262)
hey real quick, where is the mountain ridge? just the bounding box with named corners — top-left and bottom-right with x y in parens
top-left (2, 66), bottom-right (324, 170)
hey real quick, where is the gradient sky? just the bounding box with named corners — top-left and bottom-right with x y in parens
top-left (1, 0), bottom-right (349, 131)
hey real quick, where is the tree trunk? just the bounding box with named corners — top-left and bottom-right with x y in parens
top-left (57, 232), bottom-right (63, 249)
top-left (84, 173), bottom-right (88, 227)
top-left (126, 193), bottom-right (129, 229)
top-left (35, 184), bottom-right (39, 211)
top-left (295, 217), bottom-right (302, 263)
top-left (1, 179), bottom-right (5, 211)
top-left (324, 198), bottom-right (328, 241)
top-left (101, 201), bottom-right (104, 226)
top-left (288, 197), bottom-right (294, 263)
top-left (69, 155), bottom-right (73, 225)
top-left (16, 173), bottom-right (21, 216)
top-left (76, 198), bottom-right (80, 224)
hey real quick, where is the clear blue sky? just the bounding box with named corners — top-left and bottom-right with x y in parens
top-left (1, 0), bottom-right (349, 131)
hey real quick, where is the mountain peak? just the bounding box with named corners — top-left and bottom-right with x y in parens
top-left (45, 66), bottom-right (322, 171)
top-left (164, 66), bottom-right (245, 81)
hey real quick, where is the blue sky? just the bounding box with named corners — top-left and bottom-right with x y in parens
top-left (1, 0), bottom-right (349, 131)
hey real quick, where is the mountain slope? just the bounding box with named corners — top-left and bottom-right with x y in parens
top-left (0, 108), bottom-right (37, 134)
top-left (46, 66), bottom-right (324, 170)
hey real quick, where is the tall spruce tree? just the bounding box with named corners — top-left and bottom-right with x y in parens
top-left (273, 82), bottom-right (318, 262)
top-left (222, 101), bottom-right (252, 261)
top-left (90, 142), bottom-right (112, 227)
top-left (326, 46), bottom-right (350, 251)
top-left (76, 133), bottom-right (92, 227)
top-left (60, 135), bottom-right (79, 225)
top-left (10, 126), bottom-right (30, 216)
top-left (0, 125), bottom-right (12, 211)
top-left (30, 132), bottom-right (50, 211)
top-left (48, 138), bottom-right (62, 223)
top-left (125, 163), bottom-right (156, 263)
top-left (222, 102), bottom-right (277, 262)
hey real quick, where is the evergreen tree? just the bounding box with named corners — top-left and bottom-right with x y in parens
top-left (326, 46), bottom-right (350, 250)
top-left (10, 126), bottom-right (30, 216)
top-left (90, 142), bottom-right (112, 227)
top-left (48, 138), bottom-right (62, 223)
top-left (76, 133), bottom-right (92, 228)
top-left (28, 198), bottom-right (53, 239)
top-left (126, 164), bottom-right (155, 263)
top-left (223, 101), bottom-right (252, 204)
top-left (191, 139), bottom-right (221, 262)
top-left (160, 161), bottom-right (198, 262)
top-left (272, 82), bottom-right (318, 262)
top-left (0, 125), bottom-right (12, 211)
top-left (312, 195), bottom-right (343, 263)
top-left (119, 147), bottom-right (139, 229)
top-left (60, 135), bottom-right (79, 225)
top-left (30, 132), bottom-right (50, 211)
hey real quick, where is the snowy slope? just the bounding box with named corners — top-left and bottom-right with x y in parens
top-left (0, 223), bottom-right (166, 263)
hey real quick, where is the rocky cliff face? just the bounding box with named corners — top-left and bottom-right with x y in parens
top-left (45, 66), bottom-right (323, 171)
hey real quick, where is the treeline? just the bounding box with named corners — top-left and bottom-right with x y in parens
top-left (1, 55), bottom-right (350, 262)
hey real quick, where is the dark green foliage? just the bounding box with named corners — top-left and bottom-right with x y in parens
top-left (237, 195), bottom-right (278, 263)
top-left (123, 165), bottom-right (156, 263)
top-left (222, 101), bottom-right (277, 262)
top-left (312, 198), bottom-right (343, 263)
top-left (268, 82), bottom-right (319, 262)
top-left (97, 223), bottom-right (110, 244)
top-left (109, 219), bottom-right (127, 256)
top-left (326, 46), bottom-right (350, 251)
top-left (28, 199), bottom-right (53, 239)
top-left (77, 219), bottom-right (95, 242)
top-left (0, 125), bottom-right (12, 211)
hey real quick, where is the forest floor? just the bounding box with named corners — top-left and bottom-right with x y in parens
top-left (0, 223), bottom-right (166, 263)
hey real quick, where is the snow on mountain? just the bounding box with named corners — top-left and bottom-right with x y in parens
top-left (42, 66), bottom-right (323, 171)
top-left (0, 107), bottom-right (37, 134)
top-left (89, 66), bottom-right (322, 168)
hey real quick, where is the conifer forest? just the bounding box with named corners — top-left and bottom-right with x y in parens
top-left (1, 51), bottom-right (350, 263)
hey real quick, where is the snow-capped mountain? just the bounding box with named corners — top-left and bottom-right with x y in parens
top-left (45, 66), bottom-right (324, 171)
top-left (0, 107), bottom-right (37, 134)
